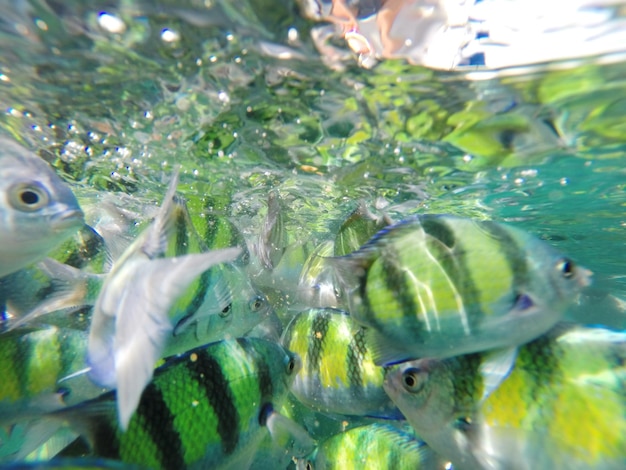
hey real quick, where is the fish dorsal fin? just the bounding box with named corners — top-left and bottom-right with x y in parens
top-left (114, 247), bottom-right (241, 430)
top-left (257, 191), bottom-right (288, 270)
top-left (479, 346), bottom-right (518, 403)
top-left (141, 168), bottom-right (180, 259)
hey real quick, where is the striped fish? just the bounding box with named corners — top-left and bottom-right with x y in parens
top-left (0, 326), bottom-right (101, 411)
top-left (56, 338), bottom-right (301, 470)
top-left (331, 214), bottom-right (592, 365)
top-left (87, 171), bottom-right (242, 429)
top-left (301, 423), bottom-right (445, 470)
top-left (383, 325), bottom-right (626, 469)
top-left (282, 308), bottom-right (401, 419)
top-left (0, 326), bottom-right (102, 463)
top-left (167, 263), bottom-right (273, 356)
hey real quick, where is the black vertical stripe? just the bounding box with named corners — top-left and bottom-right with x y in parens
top-left (421, 216), bottom-right (484, 325)
top-left (187, 349), bottom-right (240, 454)
top-left (174, 204), bottom-right (189, 257)
top-left (480, 221), bottom-right (529, 295)
top-left (377, 245), bottom-right (422, 336)
top-left (134, 383), bottom-right (185, 470)
top-left (174, 268), bottom-right (214, 332)
top-left (90, 395), bottom-right (121, 458)
top-left (519, 335), bottom-right (559, 403)
top-left (421, 216), bottom-right (456, 250)
top-left (237, 338), bottom-right (273, 399)
top-left (346, 327), bottom-right (366, 390)
top-left (308, 311), bottom-right (330, 377)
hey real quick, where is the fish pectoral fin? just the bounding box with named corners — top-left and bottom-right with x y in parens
top-left (7, 259), bottom-right (102, 331)
top-left (365, 329), bottom-right (415, 366)
top-left (114, 314), bottom-right (170, 431)
top-left (479, 346), bottom-right (518, 402)
top-left (264, 408), bottom-right (316, 459)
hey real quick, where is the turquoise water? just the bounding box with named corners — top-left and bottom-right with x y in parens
top-left (1, 0), bottom-right (626, 465)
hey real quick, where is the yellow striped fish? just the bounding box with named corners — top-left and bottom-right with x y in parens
top-left (300, 423), bottom-right (446, 470)
top-left (384, 325), bottom-right (626, 469)
top-left (332, 214), bottom-right (592, 365)
top-left (282, 308), bottom-right (401, 419)
top-left (87, 171), bottom-right (242, 429)
top-left (53, 338), bottom-right (301, 470)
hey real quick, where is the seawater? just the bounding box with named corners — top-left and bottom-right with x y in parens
top-left (1, 0), bottom-right (625, 466)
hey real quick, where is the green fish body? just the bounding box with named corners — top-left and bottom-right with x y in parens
top-left (0, 326), bottom-right (101, 410)
top-left (0, 138), bottom-right (84, 278)
top-left (87, 172), bottom-right (241, 429)
top-left (384, 325), bottom-right (626, 469)
top-left (333, 214), bottom-right (592, 365)
top-left (282, 308), bottom-right (400, 419)
top-left (304, 423), bottom-right (442, 470)
top-left (62, 338), bottom-right (300, 470)
top-left (167, 263), bottom-right (274, 356)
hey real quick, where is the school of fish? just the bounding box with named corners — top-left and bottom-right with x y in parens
top-left (0, 137), bottom-right (621, 470)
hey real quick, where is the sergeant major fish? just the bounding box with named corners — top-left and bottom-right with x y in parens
top-left (0, 138), bottom-right (84, 278)
top-left (87, 171), bottom-right (241, 429)
top-left (299, 423), bottom-right (445, 470)
top-left (383, 325), bottom-right (626, 469)
top-left (282, 308), bottom-right (401, 419)
top-left (331, 214), bottom-right (592, 365)
top-left (47, 338), bottom-right (302, 470)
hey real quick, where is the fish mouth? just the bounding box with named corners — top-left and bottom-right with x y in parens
top-left (50, 208), bottom-right (85, 231)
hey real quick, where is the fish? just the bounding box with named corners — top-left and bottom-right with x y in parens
top-left (299, 423), bottom-right (445, 470)
top-left (0, 326), bottom-right (103, 463)
top-left (0, 138), bottom-right (84, 278)
top-left (49, 338), bottom-right (302, 470)
top-left (86, 171), bottom-right (242, 429)
top-left (331, 214), bottom-right (592, 365)
top-left (166, 263), bottom-right (274, 356)
top-left (0, 458), bottom-right (149, 469)
top-left (297, 241), bottom-right (343, 310)
top-left (383, 325), bottom-right (626, 469)
top-left (0, 325), bottom-right (102, 411)
top-left (281, 308), bottom-right (401, 419)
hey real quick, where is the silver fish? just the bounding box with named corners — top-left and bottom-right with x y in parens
top-left (0, 138), bottom-right (84, 278)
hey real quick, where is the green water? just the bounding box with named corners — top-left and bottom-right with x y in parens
top-left (2, 1), bottom-right (625, 317)
top-left (0, 0), bottom-right (625, 462)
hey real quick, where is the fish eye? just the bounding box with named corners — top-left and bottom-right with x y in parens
top-left (556, 258), bottom-right (575, 279)
top-left (8, 182), bottom-right (50, 212)
top-left (219, 303), bottom-right (232, 318)
top-left (249, 296), bottom-right (264, 312)
top-left (285, 353), bottom-right (299, 375)
top-left (402, 367), bottom-right (426, 393)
